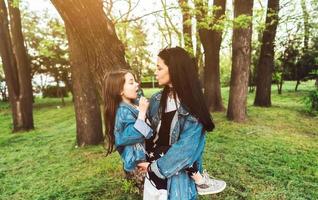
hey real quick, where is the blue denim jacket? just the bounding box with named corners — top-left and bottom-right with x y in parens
top-left (114, 102), bottom-right (153, 172)
top-left (147, 90), bottom-right (206, 200)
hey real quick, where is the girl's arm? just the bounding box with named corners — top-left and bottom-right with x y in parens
top-left (115, 107), bottom-right (153, 147)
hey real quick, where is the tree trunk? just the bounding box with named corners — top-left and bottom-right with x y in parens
top-left (55, 75), bottom-right (65, 106)
top-left (178, 0), bottom-right (193, 55)
top-left (194, 2), bottom-right (204, 81)
top-left (67, 28), bottom-right (103, 146)
top-left (254, 0), bottom-right (279, 107)
top-left (278, 77), bottom-right (283, 94)
top-left (301, 0), bottom-right (309, 51)
top-left (51, 0), bottom-right (128, 146)
top-left (196, 0), bottom-right (226, 112)
top-left (295, 79), bottom-right (300, 91)
top-left (51, 0), bottom-right (128, 97)
top-left (0, 0), bottom-right (34, 132)
top-left (227, 0), bottom-right (253, 122)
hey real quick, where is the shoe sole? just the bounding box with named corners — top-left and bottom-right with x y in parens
top-left (198, 182), bottom-right (227, 195)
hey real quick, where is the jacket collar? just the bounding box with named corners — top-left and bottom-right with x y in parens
top-left (119, 101), bottom-right (138, 117)
top-left (154, 90), bottom-right (189, 116)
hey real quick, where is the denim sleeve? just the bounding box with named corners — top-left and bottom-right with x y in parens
top-left (150, 119), bottom-right (205, 179)
top-left (134, 119), bottom-right (153, 139)
top-left (114, 109), bottom-right (153, 147)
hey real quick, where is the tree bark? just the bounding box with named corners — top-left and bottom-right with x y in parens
top-left (0, 0), bottom-right (34, 132)
top-left (227, 0), bottom-right (253, 122)
top-left (254, 0), bottom-right (279, 107)
top-left (196, 0), bottom-right (226, 112)
top-left (51, 0), bottom-right (128, 96)
top-left (50, 0), bottom-right (128, 146)
top-left (194, 1), bottom-right (203, 79)
top-left (67, 27), bottom-right (103, 146)
top-left (178, 0), bottom-right (193, 55)
top-left (301, 0), bottom-right (309, 51)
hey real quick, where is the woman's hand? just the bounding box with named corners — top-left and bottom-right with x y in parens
top-left (138, 97), bottom-right (149, 120)
top-left (137, 162), bottom-right (150, 173)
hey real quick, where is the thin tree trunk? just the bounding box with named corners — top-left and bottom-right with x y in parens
top-left (278, 76), bottom-right (283, 94)
top-left (227, 0), bottom-right (253, 122)
top-left (196, 0), bottom-right (226, 112)
top-left (254, 0), bottom-right (279, 107)
top-left (8, 0), bottom-right (34, 131)
top-left (0, 0), bottom-right (34, 132)
top-left (301, 0), bottom-right (309, 51)
top-left (178, 0), bottom-right (193, 55)
top-left (51, 0), bottom-right (128, 146)
top-left (295, 79), bottom-right (300, 91)
top-left (55, 75), bottom-right (65, 106)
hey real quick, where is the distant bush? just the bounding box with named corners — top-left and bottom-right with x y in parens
top-left (303, 89), bottom-right (318, 115)
top-left (43, 86), bottom-right (68, 98)
top-left (140, 82), bottom-right (158, 88)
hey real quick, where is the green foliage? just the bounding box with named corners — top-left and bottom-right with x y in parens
top-left (121, 179), bottom-right (139, 195)
top-left (116, 20), bottom-right (153, 81)
top-left (21, 9), bottom-right (70, 92)
top-left (303, 89), bottom-right (318, 115)
top-left (11, 0), bottom-right (20, 8)
top-left (220, 54), bottom-right (231, 87)
top-left (233, 14), bottom-right (253, 29)
top-left (275, 35), bottom-right (318, 85)
top-left (195, 5), bottom-right (228, 31)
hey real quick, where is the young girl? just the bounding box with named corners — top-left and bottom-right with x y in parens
top-left (102, 69), bottom-right (225, 197)
top-left (103, 70), bottom-right (152, 172)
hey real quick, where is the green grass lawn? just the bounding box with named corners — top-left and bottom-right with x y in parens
top-left (1, 81), bottom-right (317, 200)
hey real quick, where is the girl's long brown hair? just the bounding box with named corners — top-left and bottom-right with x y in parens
top-left (102, 70), bottom-right (129, 155)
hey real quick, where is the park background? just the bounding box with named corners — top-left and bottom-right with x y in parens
top-left (0, 0), bottom-right (318, 199)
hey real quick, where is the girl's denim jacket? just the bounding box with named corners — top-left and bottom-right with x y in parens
top-left (147, 90), bottom-right (206, 200)
top-left (114, 102), bottom-right (153, 172)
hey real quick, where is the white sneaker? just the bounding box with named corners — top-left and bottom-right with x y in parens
top-left (196, 171), bottom-right (226, 195)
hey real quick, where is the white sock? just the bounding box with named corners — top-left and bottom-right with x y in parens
top-left (194, 176), bottom-right (205, 185)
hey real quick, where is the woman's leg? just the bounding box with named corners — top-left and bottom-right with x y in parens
top-left (143, 174), bottom-right (167, 200)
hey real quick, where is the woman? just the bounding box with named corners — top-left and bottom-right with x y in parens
top-left (138, 47), bottom-right (226, 199)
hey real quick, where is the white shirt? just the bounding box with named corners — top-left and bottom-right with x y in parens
top-left (165, 95), bottom-right (180, 113)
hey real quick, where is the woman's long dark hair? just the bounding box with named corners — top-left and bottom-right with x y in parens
top-left (102, 70), bottom-right (129, 155)
top-left (158, 47), bottom-right (215, 131)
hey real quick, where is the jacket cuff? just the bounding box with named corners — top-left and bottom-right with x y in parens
top-left (150, 161), bottom-right (165, 179)
top-left (134, 119), bottom-right (153, 139)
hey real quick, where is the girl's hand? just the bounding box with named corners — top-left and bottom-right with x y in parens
top-left (137, 162), bottom-right (150, 173)
top-left (138, 97), bottom-right (149, 120)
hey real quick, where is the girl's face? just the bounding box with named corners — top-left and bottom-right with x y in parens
top-left (121, 72), bottom-right (139, 103)
top-left (155, 57), bottom-right (171, 86)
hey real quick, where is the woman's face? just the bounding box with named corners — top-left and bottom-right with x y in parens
top-left (121, 72), bottom-right (139, 102)
top-left (155, 57), bottom-right (171, 86)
